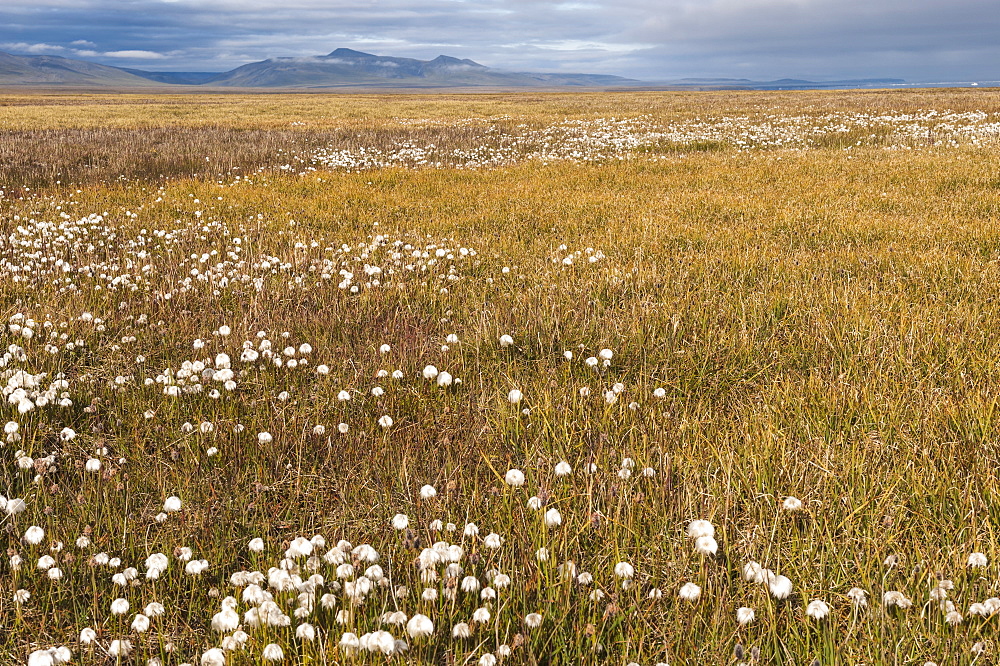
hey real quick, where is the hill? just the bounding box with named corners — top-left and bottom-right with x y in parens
top-left (196, 48), bottom-right (637, 88)
top-left (0, 51), bottom-right (167, 86)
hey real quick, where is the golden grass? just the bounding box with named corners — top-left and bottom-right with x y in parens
top-left (4, 90), bottom-right (1000, 665)
top-left (3, 88), bottom-right (1000, 130)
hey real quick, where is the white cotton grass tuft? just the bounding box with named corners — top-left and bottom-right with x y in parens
top-left (686, 519), bottom-right (714, 540)
top-left (262, 643), bottom-right (284, 661)
top-left (805, 599), bottom-right (830, 620)
top-left (504, 469), bottom-right (525, 486)
top-left (131, 614), bottom-right (150, 633)
top-left (736, 606), bottom-right (755, 625)
top-left (614, 562), bottom-right (634, 579)
top-left (882, 590), bottom-right (913, 609)
top-left (968, 552), bottom-right (988, 568)
top-left (544, 508), bottom-right (562, 528)
top-left (163, 496), bottom-right (182, 512)
top-left (782, 496), bottom-right (803, 512)
top-left (507, 389), bottom-right (522, 404)
top-left (108, 640), bottom-right (132, 658)
top-left (201, 648), bottom-right (226, 666)
top-left (419, 485), bottom-right (437, 499)
top-left (768, 575), bottom-right (793, 600)
top-left (694, 536), bottom-right (717, 556)
top-left (499, 334), bottom-right (514, 348)
top-left (24, 525), bottom-right (45, 545)
top-left (406, 614), bottom-right (434, 638)
top-left (679, 582), bottom-right (701, 602)
top-left (847, 587), bottom-right (868, 608)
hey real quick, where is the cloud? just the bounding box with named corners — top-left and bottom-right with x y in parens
top-left (1, 40), bottom-right (168, 62)
top-left (1, 41), bottom-right (70, 54)
top-left (103, 50), bottom-right (167, 59)
top-left (0, 0), bottom-right (997, 80)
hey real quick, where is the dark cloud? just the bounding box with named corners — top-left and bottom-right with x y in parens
top-left (0, 0), bottom-right (996, 81)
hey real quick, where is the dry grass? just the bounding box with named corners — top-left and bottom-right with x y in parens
top-left (3, 90), bottom-right (1000, 666)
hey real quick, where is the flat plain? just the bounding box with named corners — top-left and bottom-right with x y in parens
top-left (3, 88), bottom-right (1000, 666)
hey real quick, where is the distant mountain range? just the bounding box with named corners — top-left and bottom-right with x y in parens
top-left (0, 48), bottom-right (638, 88)
top-left (0, 47), bottom-right (908, 90)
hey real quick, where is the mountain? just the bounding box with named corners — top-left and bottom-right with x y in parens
top-left (199, 48), bottom-right (637, 88)
top-left (0, 47), bottom-right (909, 91)
top-left (0, 51), bottom-right (168, 86)
top-left (118, 69), bottom-right (223, 85)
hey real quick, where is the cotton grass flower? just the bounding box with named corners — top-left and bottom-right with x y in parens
top-left (262, 643), bottom-right (284, 661)
top-left (504, 469), bottom-right (525, 486)
top-left (687, 519), bottom-right (714, 539)
top-left (768, 575), bottom-right (792, 600)
top-left (882, 590), bottom-right (913, 609)
top-left (525, 612), bottom-right (543, 628)
top-left (614, 562), bottom-right (634, 579)
top-left (806, 599), bottom-right (830, 620)
top-left (108, 640), bottom-right (132, 658)
top-left (544, 508), bottom-right (562, 528)
top-left (695, 536), bottom-right (718, 556)
top-left (782, 496), bottom-right (803, 512)
top-left (406, 614), bottom-right (434, 638)
top-left (968, 552), bottom-right (988, 568)
top-left (419, 485), bottom-right (437, 499)
top-left (499, 334), bottom-right (514, 347)
top-left (737, 607), bottom-right (755, 625)
top-left (483, 533), bottom-right (503, 549)
top-left (507, 389), bottom-right (522, 404)
top-left (679, 582), bottom-right (702, 602)
top-left (201, 648), bottom-right (226, 666)
top-left (847, 587), bottom-right (868, 608)
top-left (131, 613), bottom-right (151, 633)
top-left (24, 525), bottom-right (45, 545)
top-left (391, 514), bottom-right (409, 530)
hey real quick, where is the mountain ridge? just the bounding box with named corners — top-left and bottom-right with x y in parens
top-left (0, 48), bottom-right (908, 90)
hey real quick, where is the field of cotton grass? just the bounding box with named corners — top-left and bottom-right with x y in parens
top-left (4, 88), bottom-right (1000, 666)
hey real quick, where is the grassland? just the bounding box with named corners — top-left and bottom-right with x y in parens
top-left (3, 89), bottom-right (1000, 666)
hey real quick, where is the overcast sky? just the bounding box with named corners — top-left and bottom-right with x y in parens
top-left (2, 0), bottom-right (998, 82)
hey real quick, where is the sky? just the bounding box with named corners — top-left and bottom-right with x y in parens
top-left (1, 0), bottom-right (999, 82)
